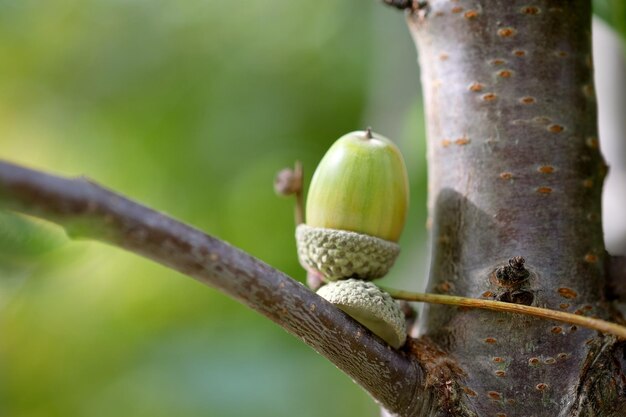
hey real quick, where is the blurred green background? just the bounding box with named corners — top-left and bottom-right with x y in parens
top-left (0, 1), bottom-right (428, 417)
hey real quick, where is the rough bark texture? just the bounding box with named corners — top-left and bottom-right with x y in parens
top-left (0, 160), bottom-right (427, 417)
top-left (407, 1), bottom-right (626, 416)
top-left (607, 255), bottom-right (626, 302)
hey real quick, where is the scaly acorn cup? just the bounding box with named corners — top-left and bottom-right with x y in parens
top-left (296, 129), bottom-right (409, 281)
top-left (317, 279), bottom-right (407, 348)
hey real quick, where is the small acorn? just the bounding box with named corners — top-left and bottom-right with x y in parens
top-left (296, 128), bottom-right (409, 281)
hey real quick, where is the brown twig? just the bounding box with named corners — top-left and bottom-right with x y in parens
top-left (0, 159), bottom-right (423, 415)
top-left (274, 161), bottom-right (304, 225)
top-left (293, 161), bottom-right (304, 225)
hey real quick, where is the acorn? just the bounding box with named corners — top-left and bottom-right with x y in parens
top-left (296, 128), bottom-right (409, 281)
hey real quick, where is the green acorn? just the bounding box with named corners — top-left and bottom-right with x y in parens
top-left (296, 129), bottom-right (409, 281)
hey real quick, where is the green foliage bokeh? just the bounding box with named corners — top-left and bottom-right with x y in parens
top-left (0, 1), bottom-right (428, 416)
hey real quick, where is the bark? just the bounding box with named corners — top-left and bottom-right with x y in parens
top-left (0, 160), bottom-right (427, 417)
top-left (607, 255), bottom-right (626, 302)
top-left (406, 0), bottom-right (626, 415)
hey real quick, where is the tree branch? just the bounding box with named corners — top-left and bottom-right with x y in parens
top-left (0, 159), bottom-right (425, 416)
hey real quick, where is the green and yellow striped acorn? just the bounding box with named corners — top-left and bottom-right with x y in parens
top-left (296, 129), bottom-right (409, 281)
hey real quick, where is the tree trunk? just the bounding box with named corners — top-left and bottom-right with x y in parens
top-left (405, 0), bottom-right (626, 415)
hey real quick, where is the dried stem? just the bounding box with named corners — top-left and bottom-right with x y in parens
top-left (294, 161), bottom-right (304, 225)
top-left (382, 287), bottom-right (626, 339)
top-left (274, 161), bottom-right (304, 225)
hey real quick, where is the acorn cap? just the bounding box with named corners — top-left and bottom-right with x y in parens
top-left (296, 224), bottom-right (400, 281)
top-left (317, 279), bottom-right (407, 348)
